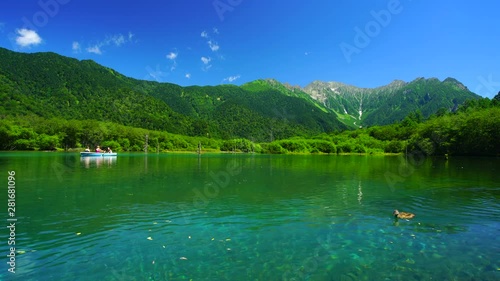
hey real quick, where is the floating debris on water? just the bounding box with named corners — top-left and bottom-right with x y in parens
top-left (405, 258), bottom-right (416, 264)
top-left (76, 232), bottom-right (81, 236)
top-left (147, 237), bottom-right (153, 240)
top-left (180, 257), bottom-right (188, 260)
top-left (432, 253), bottom-right (443, 259)
top-left (349, 253), bottom-right (361, 260)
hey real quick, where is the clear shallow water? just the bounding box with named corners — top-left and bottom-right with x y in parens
top-left (0, 152), bottom-right (499, 281)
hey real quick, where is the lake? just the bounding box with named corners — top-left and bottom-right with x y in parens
top-left (0, 152), bottom-right (499, 280)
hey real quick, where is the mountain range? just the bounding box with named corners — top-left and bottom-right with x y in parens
top-left (302, 77), bottom-right (478, 127)
top-left (0, 47), bottom-right (481, 141)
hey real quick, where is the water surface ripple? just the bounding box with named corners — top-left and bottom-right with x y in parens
top-left (0, 152), bottom-right (498, 281)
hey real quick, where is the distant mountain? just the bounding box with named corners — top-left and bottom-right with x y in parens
top-left (0, 48), bottom-right (346, 142)
top-left (0, 47), bottom-right (482, 138)
top-left (303, 77), bottom-right (481, 127)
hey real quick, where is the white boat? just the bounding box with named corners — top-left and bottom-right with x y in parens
top-left (80, 152), bottom-right (117, 157)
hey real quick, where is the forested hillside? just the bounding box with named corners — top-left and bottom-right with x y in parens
top-left (0, 47), bottom-right (346, 141)
top-left (304, 78), bottom-right (480, 128)
top-left (0, 47), bottom-right (496, 156)
top-left (262, 96), bottom-right (500, 156)
top-left (0, 94), bottom-right (497, 155)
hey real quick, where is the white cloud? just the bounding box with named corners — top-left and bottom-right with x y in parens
top-left (85, 32), bottom-right (134, 55)
top-left (109, 34), bottom-right (125, 46)
top-left (228, 75), bottom-right (240, 82)
top-left (166, 52), bottom-right (178, 60)
top-left (86, 45), bottom-right (102, 55)
top-left (15, 29), bottom-right (42, 47)
top-left (201, 56), bottom-right (211, 64)
top-left (166, 51), bottom-right (178, 71)
top-left (201, 29), bottom-right (221, 52)
top-left (72, 41), bottom-right (81, 53)
top-left (145, 65), bottom-right (168, 82)
top-left (201, 56), bottom-right (212, 71)
top-left (223, 75), bottom-right (241, 83)
top-left (185, 73), bottom-right (191, 79)
top-left (208, 40), bottom-right (219, 52)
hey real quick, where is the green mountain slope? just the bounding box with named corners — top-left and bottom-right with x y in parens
top-left (0, 48), bottom-right (346, 141)
top-left (0, 48), bottom-right (193, 133)
top-left (303, 78), bottom-right (481, 128)
top-left (0, 47), bottom-right (483, 140)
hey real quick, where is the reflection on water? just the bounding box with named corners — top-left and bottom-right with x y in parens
top-left (0, 153), bottom-right (498, 281)
top-left (357, 180), bottom-right (363, 204)
top-left (80, 156), bottom-right (117, 168)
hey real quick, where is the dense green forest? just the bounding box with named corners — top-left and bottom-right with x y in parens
top-left (304, 77), bottom-right (480, 128)
top-left (0, 47), bottom-right (346, 141)
top-left (1, 94), bottom-right (498, 156)
top-left (0, 47), bottom-right (481, 136)
top-left (0, 47), bottom-right (497, 156)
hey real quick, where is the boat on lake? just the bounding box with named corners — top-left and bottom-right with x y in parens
top-left (80, 152), bottom-right (117, 157)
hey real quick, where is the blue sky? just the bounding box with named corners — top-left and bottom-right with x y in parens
top-left (1, 0), bottom-right (499, 98)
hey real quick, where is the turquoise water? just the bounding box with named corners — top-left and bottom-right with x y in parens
top-left (0, 152), bottom-right (499, 280)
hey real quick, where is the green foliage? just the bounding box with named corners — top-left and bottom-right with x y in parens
top-left (220, 139), bottom-right (255, 152)
top-left (0, 116), bottom-right (219, 152)
top-left (36, 134), bottom-right (61, 150)
top-left (306, 78), bottom-right (480, 129)
top-left (260, 142), bottom-right (287, 154)
top-left (255, 97), bottom-right (499, 156)
top-left (276, 139), bottom-right (310, 153)
top-left (493, 91), bottom-right (500, 102)
top-left (307, 140), bottom-right (336, 154)
top-left (0, 47), bottom-right (346, 142)
top-left (384, 140), bottom-right (405, 153)
top-left (0, 97), bottom-right (497, 156)
top-left (0, 48), bottom-right (497, 156)
top-left (101, 140), bottom-right (121, 152)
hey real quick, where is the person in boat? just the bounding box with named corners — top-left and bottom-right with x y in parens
top-left (96, 146), bottom-right (102, 152)
top-left (106, 147), bottom-right (112, 153)
top-left (85, 147), bottom-right (90, 152)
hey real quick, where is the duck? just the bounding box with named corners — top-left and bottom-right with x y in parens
top-left (393, 209), bottom-right (415, 220)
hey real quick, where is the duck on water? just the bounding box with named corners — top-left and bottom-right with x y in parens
top-left (393, 210), bottom-right (415, 220)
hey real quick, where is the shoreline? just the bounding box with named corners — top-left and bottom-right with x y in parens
top-left (0, 150), bottom-right (435, 157)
